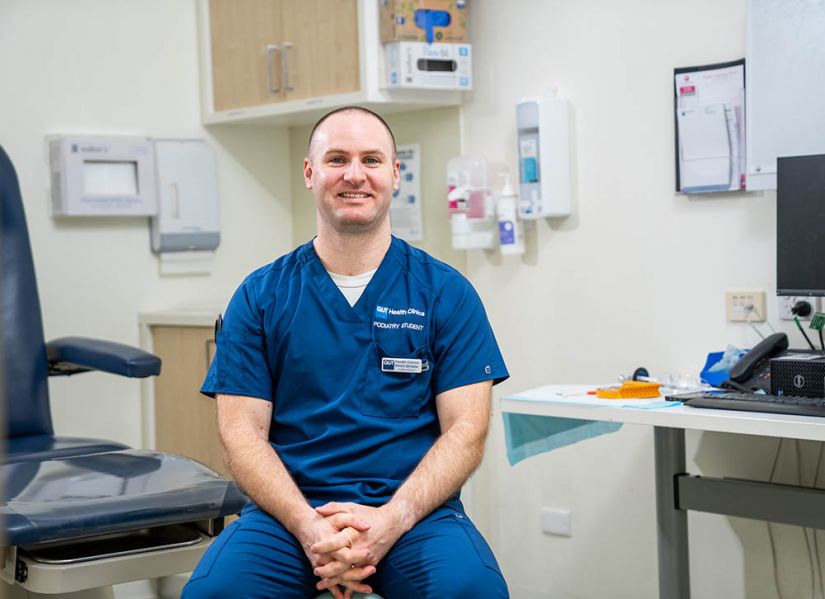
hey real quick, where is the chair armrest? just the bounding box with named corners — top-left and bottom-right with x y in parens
top-left (47, 336), bottom-right (161, 378)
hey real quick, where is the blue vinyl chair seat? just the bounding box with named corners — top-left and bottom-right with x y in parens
top-left (4, 449), bottom-right (247, 546)
top-left (5, 435), bottom-right (129, 465)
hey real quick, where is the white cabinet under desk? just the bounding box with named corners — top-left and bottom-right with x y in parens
top-left (197, 0), bottom-right (465, 125)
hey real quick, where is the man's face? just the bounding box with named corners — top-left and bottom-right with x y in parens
top-left (304, 111), bottom-right (400, 235)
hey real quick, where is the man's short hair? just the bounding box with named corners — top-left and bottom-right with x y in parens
top-left (307, 106), bottom-right (397, 159)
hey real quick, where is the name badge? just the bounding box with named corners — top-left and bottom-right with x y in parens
top-left (382, 357), bottom-right (429, 374)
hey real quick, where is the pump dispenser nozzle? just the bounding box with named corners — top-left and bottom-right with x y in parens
top-left (500, 172), bottom-right (515, 197)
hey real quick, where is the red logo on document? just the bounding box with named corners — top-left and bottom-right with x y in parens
top-left (679, 85), bottom-right (696, 95)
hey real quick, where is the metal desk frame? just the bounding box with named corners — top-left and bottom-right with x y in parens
top-left (501, 386), bottom-right (825, 599)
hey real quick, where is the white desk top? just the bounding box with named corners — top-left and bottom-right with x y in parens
top-left (501, 384), bottom-right (825, 442)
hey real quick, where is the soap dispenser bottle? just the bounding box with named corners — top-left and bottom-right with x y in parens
top-left (496, 173), bottom-right (525, 255)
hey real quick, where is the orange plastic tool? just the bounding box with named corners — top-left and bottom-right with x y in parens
top-left (595, 381), bottom-right (661, 399)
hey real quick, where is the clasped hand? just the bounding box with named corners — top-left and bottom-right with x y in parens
top-left (302, 502), bottom-right (404, 599)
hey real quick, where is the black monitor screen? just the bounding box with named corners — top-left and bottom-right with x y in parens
top-left (777, 154), bottom-right (825, 296)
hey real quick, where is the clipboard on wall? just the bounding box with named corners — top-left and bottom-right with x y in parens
top-left (674, 59), bottom-right (746, 194)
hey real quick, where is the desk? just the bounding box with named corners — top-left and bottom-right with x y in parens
top-left (501, 385), bottom-right (825, 599)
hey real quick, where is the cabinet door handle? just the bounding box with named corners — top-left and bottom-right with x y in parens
top-left (170, 182), bottom-right (180, 219)
top-left (281, 42), bottom-right (294, 91)
top-left (266, 44), bottom-right (280, 93)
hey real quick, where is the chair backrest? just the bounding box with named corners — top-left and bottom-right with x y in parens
top-left (1, 145), bottom-right (53, 438)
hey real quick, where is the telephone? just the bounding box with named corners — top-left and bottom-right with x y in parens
top-left (727, 332), bottom-right (789, 391)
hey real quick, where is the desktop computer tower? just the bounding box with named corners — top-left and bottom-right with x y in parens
top-left (770, 354), bottom-right (825, 398)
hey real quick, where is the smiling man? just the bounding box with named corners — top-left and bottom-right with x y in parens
top-left (182, 106), bottom-right (510, 599)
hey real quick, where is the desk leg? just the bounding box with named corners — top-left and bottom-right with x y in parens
top-left (654, 426), bottom-right (690, 599)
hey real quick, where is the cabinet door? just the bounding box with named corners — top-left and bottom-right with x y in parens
top-left (152, 326), bottom-right (226, 477)
top-left (281, 0), bottom-right (360, 101)
top-left (209, 0), bottom-right (284, 111)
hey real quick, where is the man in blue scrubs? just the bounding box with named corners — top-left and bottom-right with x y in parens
top-left (183, 106), bottom-right (509, 599)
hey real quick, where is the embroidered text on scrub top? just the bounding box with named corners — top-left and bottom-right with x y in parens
top-left (373, 305), bottom-right (426, 330)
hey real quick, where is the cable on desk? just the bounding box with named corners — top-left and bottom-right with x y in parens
top-left (721, 379), bottom-right (756, 393)
top-left (811, 313), bottom-right (825, 353)
top-left (795, 316), bottom-right (817, 351)
top-left (746, 307), bottom-right (766, 340)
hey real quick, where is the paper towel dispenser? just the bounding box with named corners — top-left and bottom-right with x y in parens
top-left (150, 139), bottom-right (220, 254)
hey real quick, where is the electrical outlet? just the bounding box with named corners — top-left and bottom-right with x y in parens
top-left (725, 291), bottom-right (766, 322)
top-left (541, 507), bottom-right (572, 537)
top-left (778, 296), bottom-right (820, 320)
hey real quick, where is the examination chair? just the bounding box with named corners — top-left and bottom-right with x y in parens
top-left (0, 144), bottom-right (246, 598)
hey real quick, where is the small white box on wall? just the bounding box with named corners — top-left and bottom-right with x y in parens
top-left (385, 42), bottom-right (472, 90)
top-left (48, 136), bottom-right (157, 217)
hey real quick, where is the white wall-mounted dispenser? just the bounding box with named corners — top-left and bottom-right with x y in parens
top-left (516, 96), bottom-right (571, 219)
top-left (150, 139), bottom-right (220, 259)
top-left (48, 135), bottom-right (158, 217)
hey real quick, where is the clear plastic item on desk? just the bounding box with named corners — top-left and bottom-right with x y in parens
top-left (619, 371), bottom-right (708, 396)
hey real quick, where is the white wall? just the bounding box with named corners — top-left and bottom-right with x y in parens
top-left (0, 0), bottom-right (292, 448)
top-left (4, 1), bottom-right (821, 598)
top-left (461, 2), bottom-right (820, 599)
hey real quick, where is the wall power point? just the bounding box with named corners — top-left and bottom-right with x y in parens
top-left (541, 507), bottom-right (572, 537)
top-left (778, 296), bottom-right (820, 321)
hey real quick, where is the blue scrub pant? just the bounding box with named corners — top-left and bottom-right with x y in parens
top-left (182, 500), bottom-right (508, 599)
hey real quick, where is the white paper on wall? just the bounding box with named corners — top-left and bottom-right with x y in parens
top-left (674, 61), bottom-right (745, 193)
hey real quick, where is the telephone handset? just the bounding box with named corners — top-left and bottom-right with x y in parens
top-left (728, 332), bottom-right (789, 390)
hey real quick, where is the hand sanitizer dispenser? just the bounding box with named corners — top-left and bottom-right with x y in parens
top-left (447, 155), bottom-right (496, 250)
top-left (517, 96), bottom-right (571, 219)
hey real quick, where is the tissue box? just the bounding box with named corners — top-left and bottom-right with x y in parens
top-left (380, 0), bottom-right (469, 43)
top-left (385, 41), bottom-right (472, 90)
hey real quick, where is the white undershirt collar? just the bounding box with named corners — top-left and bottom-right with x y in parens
top-left (328, 268), bottom-right (377, 307)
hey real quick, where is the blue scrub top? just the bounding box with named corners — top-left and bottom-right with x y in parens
top-left (202, 236), bottom-right (508, 506)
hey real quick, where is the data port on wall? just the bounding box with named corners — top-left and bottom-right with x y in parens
top-left (725, 291), bottom-right (766, 322)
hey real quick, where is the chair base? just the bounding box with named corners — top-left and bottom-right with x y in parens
top-left (5, 534), bottom-right (211, 595)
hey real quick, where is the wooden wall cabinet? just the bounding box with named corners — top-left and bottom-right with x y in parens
top-left (209, 0), bottom-right (360, 112)
top-left (198, 0), bottom-right (464, 125)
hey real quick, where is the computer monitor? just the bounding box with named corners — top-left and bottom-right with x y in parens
top-left (776, 154), bottom-right (825, 296)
